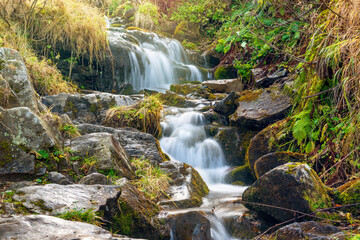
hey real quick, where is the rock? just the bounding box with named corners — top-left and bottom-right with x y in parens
top-left (70, 133), bottom-right (135, 179)
top-left (41, 92), bottom-right (138, 124)
top-left (7, 181), bottom-right (37, 191)
top-left (77, 124), bottom-right (168, 163)
top-left (254, 152), bottom-right (305, 179)
top-left (202, 49), bottom-right (222, 68)
top-left (0, 215), bottom-right (140, 240)
top-left (242, 163), bottom-right (332, 222)
top-left (170, 83), bottom-right (203, 96)
top-left (229, 88), bottom-right (291, 130)
top-left (265, 221), bottom-right (347, 240)
top-left (214, 65), bottom-right (237, 80)
top-left (157, 90), bottom-right (197, 108)
top-left (159, 160), bottom-right (209, 208)
top-left (12, 184), bottom-right (121, 215)
top-left (202, 109), bottom-right (229, 126)
top-left (214, 127), bottom-right (257, 166)
top-left (168, 211), bottom-right (211, 240)
top-left (246, 119), bottom-right (288, 175)
top-left (255, 68), bottom-right (288, 88)
top-left (0, 48), bottom-right (42, 112)
top-left (79, 173), bottom-right (112, 185)
top-left (47, 172), bottom-right (74, 185)
top-left (230, 211), bottom-right (271, 239)
top-left (202, 79), bottom-right (243, 93)
top-left (0, 107), bottom-right (60, 174)
top-left (107, 183), bottom-right (169, 240)
top-left (214, 91), bottom-right (240, 116)
top-left (338, 178), bottom-right (360, 215)
top-left (225, 164), bottom-right (255, 186)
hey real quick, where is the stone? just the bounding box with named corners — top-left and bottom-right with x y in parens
top-left (170, 83), bottom-right (203, 96)
top-left (242, 163), bottom-right (332, 222)
top-left (202, 109), bottom-right (229, 126)
top-left (77, 124), bottom-right (168, 163)
top-left (70, 133), bottom-right (135, 179)
top-left (254, 152), bottom-right (305, 179)
top-left (266, 221), bottom-right (347, 240)
top-left (230, 211), bottom-right (271, 239)
top-left (12, 184), bottom-right (121, 215)
top-left (0, 215), bottom-right (141, 240)
top-left (214, 65), bottom-right (237, 80)
top-left (47, 171), bottom-right (74, 185)
top-left (224, 165), bottom-right (255, 186)
top-left (230, 88), bottom-right (291, 130)
top-left (79, 173), bottom-right (112, 185)
top-left (202, 79), bottom-right (243, 93)
top-left (157, 90), bottom-right (197, 108)
top-left (338, 178), bottom-right (360, 215)
top-left (254, 67), bottom-right (289, 88)
top-left (168, 211), bottom-right (211, 240)
top-left (41, 92), bottom-right (138, 124)
top-left (0, 48), bottom-right (42, 112)
top-left (214, 91), bottom-right (240, 116)
top-left (159, 160), bottom-right (209, 208)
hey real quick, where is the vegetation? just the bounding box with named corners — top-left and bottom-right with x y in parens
top-left (56, 208), bottom-right (102, 226)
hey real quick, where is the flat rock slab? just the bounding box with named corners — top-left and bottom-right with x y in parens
top-left (202, 79), bottom-right (243, 93)
top-left (12, 184), bottom-right (121, 214)
top-left (0, 215), bottom-right (144, 240)
top-left (230, 88), bottom-right (291, 130)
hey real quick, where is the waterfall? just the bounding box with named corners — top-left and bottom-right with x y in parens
top-left (107, 19), bottom-right (207, 91)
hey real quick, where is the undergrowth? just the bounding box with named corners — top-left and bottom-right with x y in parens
top-left (56, 208), bottom-right (102, 226)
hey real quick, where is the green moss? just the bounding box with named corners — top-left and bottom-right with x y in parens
top-left (89, 103), bottom-right (98, 113)
top-left (237, 89), bottom-right (263, 103)
top-left (157, 91), bottom-right (187, 108)
top-left (214, 65), bottom-right (237, 79)
top-left (339, 179), bottom-right (360, 215)
top-left (64, 100), bottom-right (78, 116)
top-left (229, 164), bottom-right (255, 185)
top-left (112, 199), bottom-right (138, 236)
top-left (0, 141), bottom-right (13, 167)
top-left (170, 83), bottom-right (202, 96)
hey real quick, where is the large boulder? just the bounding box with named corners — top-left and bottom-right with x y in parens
top-left (230, 88), bottom-right (291, 130)
top-left (242, 163), bottom-right (332, 222)
top-left (157, 90), bottom-right (198, 108)
top-left (224, 164), bottom-right (255, 186)
top-left (69, 132), bottom-right (135, 179)
top-left (159, 160), bottom-right (209, 208)
top-left (41, 93), bottom-right (138, 124)
top-left (253, 67), bottom-right (288, 88)
top-left (0, 107), bottom-right (59, 174)
top-left (0, 215), bottom-right (141, 240)
top-left (202, 79), bottom-right (243, 93)
top-left (0, 48), bottom-right (43, 112)
top-left (11, 184), bottom-right (121, 215)
top-left (214, 91), bottom-right (240, 117)
top-left (254, 152), bottom-right (305, 179)
top-left (168, 211), bottom-right (211, 240)
top-left (77, 124), bottom-right (168, 163)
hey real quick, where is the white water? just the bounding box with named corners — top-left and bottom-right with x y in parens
top-left (107, 19), bottom-right (206, 91)
top-left (160, 110), bottom-right (247, 240)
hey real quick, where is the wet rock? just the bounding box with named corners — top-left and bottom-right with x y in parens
top-left (0, 215), bottom-right (139, 240)
top-left (202, 109), bottom-right (229, 126)
top-left (157, 90), bottom-right (197, 108)
top-left (246, 119), bottom-right (288, 175)
top-left (214, 91), bottom-right (240, 116)
top-left (202, 49), bottom-right (222, 68)
top-left (242, 163), bottom-right (332, 222)
top-left (264, 221), bottom-right (347, 240)
top-left (230, 211), bottom-right (271, 239)
top-left (225, 164), bottom-right (255, 186)
top-left (254, 152), bottom-right (305, 179)
top-left (0, 48), bottom-right (43, 112)
top-left (202, 79), bottom-right (243, 93)
top-left (47, 172), bottom-right (74, 185)
top-left (214, 65), bottom-right (237, 80)
top-left (12, 184), bottom-right (121, 215)
top-left (230, 88), bottom-right (291, 130)
top-left (70, 133), bottom-right (135, 179)
top-left (159, 160), bottom-right (209, 208)
top-left (170, 83), bottom-right (203, 96)
top-left (41, 92), bottom-right (137, 124)
top-left (255, 68), bottom-right (288, 88)
top-left (338, 178), bottom-right (360, 215)
top-left (214, 127), bottom-right (257, 166)
top-left (168, 211), bottom-right (211, 240)
top-left (79, 172), bottom-right (112, 185)
top-left (107, 183), bottom-right (169, 240)
top-left (77, 124), bottom-right (168, 163)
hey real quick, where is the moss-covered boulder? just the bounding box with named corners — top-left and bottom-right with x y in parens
top-left (214, 65), bottom-right (237, 80)
top-left (225, 164), bottom-right (256, 186)
top-left (254, 152), bottom-right (305, 179)
top-left (157, 90), bottom-right (197, 108)
top-left (159, 160), bottom-right (209, 208)
top-left (242, 163), bottom-right (332, 222)
top-left (214, 127), bottom-right (257, 166)
top-left (202, 79), bottom-right (243, 93)
top-left (214, 91), bottom-right (240, 117)
top-left (230, 87), bottom-right (292, 130)
top-left (338, 178), bottom-right (360, 215)
top-left (246, 119), bottom-right (289, 176)
top-left (170, 83), bottom-right (203, 96)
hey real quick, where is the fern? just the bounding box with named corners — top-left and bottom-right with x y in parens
top-left (292, 109), bottom-right (312, 145)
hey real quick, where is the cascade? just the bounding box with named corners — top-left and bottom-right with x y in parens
top-left (107, 19), bottom-right (207, 91)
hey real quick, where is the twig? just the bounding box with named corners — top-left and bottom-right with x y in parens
top-left (301, 86), bottom-right (338, 99)
top-left (320, 149), bottom-right (358, 179)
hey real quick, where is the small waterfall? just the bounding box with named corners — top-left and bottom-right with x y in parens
top-left (160, 111), bottom-right (228, 184)
top-left (107, 19), bottom-right (207, 91)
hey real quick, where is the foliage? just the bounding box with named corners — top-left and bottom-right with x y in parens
top-left (131, 157), bottom-right (170, 200)
top-left (134, 1), bottom-right (160, 30)
top-left (56, 208), bottom-right (101, 226)
top-left (61, 124), bottom-right (81, 138)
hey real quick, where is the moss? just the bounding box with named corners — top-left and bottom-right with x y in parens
top-left (237, 89), bottom-right (263, 103)
top-left (112, 199), bottom-right (138, 236)
top-left (228, 164), bottom-right (255, 185)
top-left (214, 65), bottom-right (237, 80)
top-left (31, 199), bottom-right (53, 212)
top-left (339, 179), bottom-right (360, 215)
top-left (0, 141), bottom-right (14, 167)
top-left (157, 91), bottom-right (187, 108)
top-left (170, 83), bottom-right (202, 96)
top-left (64, 100), bottom-right (78, 116)
top-left (89, 103), bottom-right (98, 113)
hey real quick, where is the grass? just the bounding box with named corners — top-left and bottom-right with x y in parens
top-left (56, 208), bottom-right (102, 226)
top-left (131, 157), bottom-right (170, 200)
top-left (104, 95), bottom-right (163, 138)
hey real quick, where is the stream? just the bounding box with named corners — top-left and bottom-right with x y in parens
top-left (107, 18), bottom-right (247, 239)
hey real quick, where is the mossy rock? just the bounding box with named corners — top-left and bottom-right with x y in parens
top-left (225, 164), bottom-right (256, 186)
top-left (170, 83), bottom-right (202, 96)
top-left (338, 178), bottom-right (360, 215)
top-left (157, 91), bottom-right (196, 108)
top-left (214, 65), bottom-right (237, 80)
